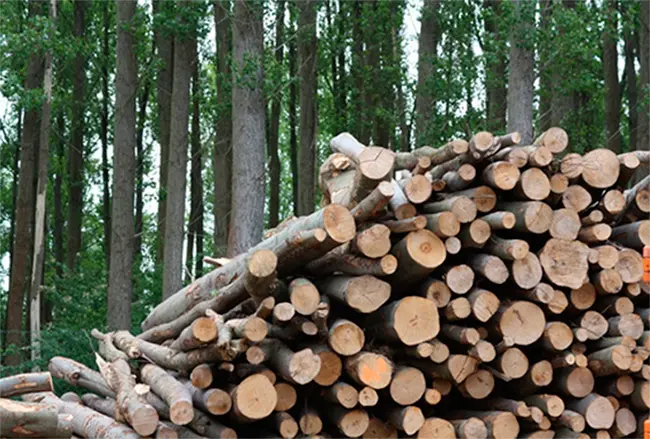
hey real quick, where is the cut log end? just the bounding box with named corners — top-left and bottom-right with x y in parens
top-left (498, 301), bottom-right (546, 346)
top-left (323, 204), bottom-right (357, 244)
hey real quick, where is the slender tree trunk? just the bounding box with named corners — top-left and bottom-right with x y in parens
top-left (187, 57), bottom-right (204, 280)
top-left (101, 1), bottom-right (111, 272)
top-left (108, 0), bottom-right (137, 330)
top-left (5, 0), bottom-right (45, 367)
top-left (67, 0), bottom-right (85, 272)
top-left (268, 0), bottom-right (285, 228)
top-left (53, 114), bottom-right (64, 279)
top-left (213, 0), bottom-right (232, 257)
top-left (539, 0), bottom-right (552, 131)
top-left (507, 0), bottom-right (535, 144)
top-left (415, 0), bottom-right (440, 144)
top-left (336, 0), bottom-right (348, 132)
top-left (550, 0), bottom-right (577, 127)
top-left (484, 0), bottom-right (507, 133)
top-left (134, 80), bottom-right (150, 260)
top-left (29, 0), bottom-right (55, 367)
top-left (351, 0), bottom-right (368, 144)
top-left (162, 6), bottom-right (196, 300)
top-left (288, 14), bottom-right (299, 215)
top-left (624, 8), bottom-right (638, 151)
top-left (228, 0), bottom-right (266, 256)
top-left (638, 0), bottom-right (650, 152)
top-left (297, 0), bottom-right (318, 216)
top-left (9, 111), bottom-right (22, 289)
top-left (154, 0), bottom-right (174, 264)
top-left (363, 1), bottom-right (377, 144)
top-left (603, 0), bottom-right (621, 153)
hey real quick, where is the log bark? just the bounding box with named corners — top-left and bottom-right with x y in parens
top-left (485, 236), bottom-right (529, 261)
top-left (388, 180), bottom-right (416, 219)
top-left (567, 394), bottom-right (615, 430)
top-left (496, 201), bottom-right (553, 234)
top-left (424, 212), bottom-right (460, 238)
top-left (49, 356), bottom-right (115, 398)
top-left (141, 364), bottom-right (192, 426)
top-left (442, 164), bottom-right (476, 192)
top-left (169, 317), bottom-right (218, 351)
top-left (349, 181), bottom-right (394, 224)
top-left (382, 216), bottom-right (426, 233)
top-left (423, 196), bottom-right (477, 224)
top-left (587, 345), bottom-right (632, 376)
top-left (316, 275), bottom-right (390, 313)
top-left (0, 372), bottom-right (53, 397)
top-left (610, 220), bottom-right (650, 248)
top-left (0, 398), bottom-right (66, 438)
top-left (480, 211), bottom-right (516, 230)
top-left (468, 254), bottom-right (509, 284)
top-left (394, 139), bottom-right (468, 170)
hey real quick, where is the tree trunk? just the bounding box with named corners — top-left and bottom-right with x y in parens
top-left (213, 0), bottom-right (232, 257)
top-left (297, 0), bottom-right (318, 216)
top-left (101, 0), bottom-right (111, 271)
top-left (187, 57), bottom-right (203, 279)
top-left (66, 0), bottom-right (85, 271)
top-left (29, 0), bottom-right (55, 366)
top-left (228, 0), bottom-right (266, 256)
top-left (539, 0), bottom-right (552, 131)
top-left (507, 0), bottom-right (535, 144)
top-left (624, 6), bottom-right (638, 152)
top-left (53, 114), bottom-right (64, 279)
top-left (134, 75), bottom-right (150, 260)
top-left (268, 0), bottom-right (285, 228)
top-left (550, 1), bottom-right (577, 127)
top-left (5, 0), bottom-right (45, 367)
top-left (484, 0), bottom-right (507, 133)
top-left (415, 0), bottom-right (440, 144)
top-left (155, 0), bottom-right (174, 263)
top-left (638, 0), bottom-right (650, 152)
top-left (108, 0), bottom-right (137, 330)
top-left (288, 13), bottom-right (299, 214)
top-left (351, 0), bottom-right (368, 144)
top-left (163, 5), bottom-right (196, 299)
top-left (603, 0), bottom-right (621, 153)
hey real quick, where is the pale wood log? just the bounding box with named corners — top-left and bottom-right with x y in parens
top-left (424, 196), bottom-right (477, 224)
top-left (270, 412), bottom-right (299, 439)
top-left (349, 181), bottom-right (394, 224)
top-left (441, 324), bottom-right (480, 345)
top-left (539, 238), bottom-right (590, 289)
top-left (442, 164), bottom-right (476, 191)
top-left (0, 398), bottom-right (64, 438)
top-left (358, 386), bottom-right (379, 407)
top-left (607, 313), bottom-right (644, 339)
top-left (487, 398), bottom-right (531, 418)
top-left (451, 418), bottom-right (488, 439)
top-left (592, 269), bottom-right (623, 295)
top-left (468, 288), bottom-right (500, 322)
top-left (324, 382), bottom-right (358, 408)
top-left (306, 252), bottom-right (397, 277)
top-left (458, 369), bottom-right (495, 400)
top-left (431, 177), bottom-right (447, 191)
top-left (413, 355), bottom-right (478, 383)
top-left (482, 161), bottom-right (520, 190)
top-left (535, 127), bottom-right (568, 153)
top-left (394, 139), bottom-right (468, 170)
top-left (328, 319), bottom-right (365, 356)
top-left (91, 329), bottom-right (130, 362)
top-left (0, 372), bottom-right (53, 398)
top-left (597, 296), bottom-right (634, 317)
top-left (309, 344), bottom-right (342, 386)
top-left (345, 352), bottom-right (394, 390)
top-left (591, 245), bottom-right (619, 270)
top-left (365, 296), bottom-right (439, 346)
top-left (542, 322), bottom-right (573, 352)
top-left (444, 297), bottom-right (472, 321)
top-left (453, 186), bottom-right (497, 213)
top-left (23, 392), bottom-right (138, 438)
top-left (445, 236), bottom-right (462, 254)
top-left (228, 373), bottom-right (277, 423)
top-left (561, 153), bottom-right (583, 180)
top-left (547, 290), bottom-right (569, 315)
top-left (555, 367), bottom-right (594, 398)
top-left (549, 208), bottom-right (581, 240)
top-left (399, 174), bottom-right (433, 204)
top-left (580, 149), bottom-right (620, 189)
top-left (615, 248), bottom-right (644, 283)
top-left (525, 394), bottom-right (565, 417)
top-left (468, 253), bottom-right (509, 284)
top-left (431, 378), bottom-right (453, 396)
top-left (600, 189), bottom-right (626, 217)
top-left (350, 224), bottom-right (391, 258)
top-left (514, 283), bottom-right (555, 305)
top-left (468, 340), bottom-right (497, 363)
top-left (522, 145), bottom-right (553, 167)
top-left (570, 283), bottom-right (596, 311)
top-left (581, 209), bottom-right (604, 226)
top-left (549, 173), bottom-right (570, 203)
top-left (450, 411), bottom-right (519, 439)
top-left (390, 229), bottom-right (446, 284)
top-left (386, 405), bottom-right (425, 435)
top-left (578, 224), bottom-right (612, 244)
top-left (183, 382), bottom-right (232, 416)
top-left (609, 407), bottom-right (636, 438)
top-left (49, 356), bottom-right (115, 399)
top-left (492, 347), bottom-right (529, 381)
top-left (578, 310), bottom-right (609, 341)
top-left (587, 345), bottom-right (632, 376)
top-left (567, 394), bottom-right (615, 430)
top-left (381, 215), bottom-right (426, 233)
top-left (480, 211), bottom-right (516, 230)
top-left (562, 185), bottom-right (592, 212)
top-left (430, 340), bottom-right (451, 363)
top-left (257, 339), bottom-right (321, 385)
top-left (493, 301), bottom-right (546, 346)
top-left (327, 406), bottom-right (369, 438)
top-left (412, 156), bottom-right (432, 175)
top-left (243, 249), bottom-right (278, 304)
top-left (423, 388), bottom-right (442, 405)
top-left (441, 264), bottom-right (475, 294)
top-left (458, 219), bottom-right (491, 248)
top-left (299, 407), bottom-right (323, 435)
top-left (80, 394), bottom-right (119, 418)
top-left (388, 179), bottom-right (416, 219)
top-left (316, 275), bottom-right (390, 313)
top-left (631, 380), bottom-right (650, 410)
top-left (140, 364), bottom-right (192, 426)
top-left (225, 316), bottom-right (268, 343)
top-left (419, 278), bottom-right (451, 308)
top-left (601, 374), bottom-right (635, 398)
top-left (610, 220), bottom-right (650, 248)
top-left (617, 152), bottom-right (641, 186)
top-left (388, 366), bottom-right (426, 406)
top-left (517, 361), bottom-right (553, 394)
top-left (424, 212), bottom-right (460, 238)
top-left (288, 278), bottom-right (320, 316)
top-left (417, 418), bottom-right (455, 439)
top-left (555, 410), bottom-right (586, 433)
top-left (363, 417), bottom-right (397, 439)
top-left (169, 317), bottom-right (218, 351)
top-left (516, 168), bottom-right (551, 201)
top-left (497, 201), bottom-right (553, 234)
top-left (190, 364), bottom-right (218, 389)
top-left (485, 236), bottom-right (529, 261)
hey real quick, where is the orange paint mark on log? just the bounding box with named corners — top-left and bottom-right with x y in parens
top-left (359, 358), bottom-right (391, 385)
top-left (644, 418), bottom-right (650, 439)
top-left (644, 246), bottom-right (650, 284)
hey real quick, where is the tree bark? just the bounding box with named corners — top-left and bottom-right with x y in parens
top-left (66, 0), bottom-right (85, 271)
top-left (288, 12), bottom-right (299, 214)
top-left (213, 0), bottom-right (232, 256)
top-left (187, 57), bottom-right (203, 278)
top-left (163, 4), bottom-right (196, 299)
top-left (5, 0), bottom-right (44, 367)
top-left (101, 1), bottom-right (112, 271)
top-left (297, 0), bottom-right (318, 216)
top-left (623, 7), bottom-right (638, 151)
top-left (603, 0), bottom-right (621, 153)
top-left (415, 0), bottom-right (440, 144)
top-left (268, 0), bottom-right (285, 227)
top-left (134, 70), bottom-right (151, 260)
top-left (484, 0), bottom-right (507, 132)
top-left (53, 114), bottom-right (64, 280)
top-left (108, 0), bottom-right (137, 330)
top-left (507, 0), bottom-right (535, 144)
top-left (638, 0), bottom-right (650, 153)
top-left (228, 0), bottom-right (266, 256)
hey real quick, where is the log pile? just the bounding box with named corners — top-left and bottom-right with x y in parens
top-left (3, 129), bottom-right (650, 439)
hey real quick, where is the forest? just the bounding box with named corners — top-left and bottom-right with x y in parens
top-left (0, 0), bottom-right (648, 373)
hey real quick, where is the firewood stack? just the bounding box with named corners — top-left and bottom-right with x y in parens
top-left (3, 129), bottom-right (649, 439)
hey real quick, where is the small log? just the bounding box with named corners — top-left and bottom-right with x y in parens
top-left (482, 161), bottom-right (520, 191)
top-left (431, 379), bottom-right (453, 395)
top-left (345, 352), bottom-right (394, 390)
top-left (493, 301), bottom-right (546, 346)
top-left (631, 380), bottom-right (650, 410)
top-left (485, 236), bottom-right (529, 261)
top-left (600, 189), bottom-right (626, 217)
top-left (597, 296), bottom-right (634, 317)
top-left (328, 319), bottom-right (365, 356)
top-left (610, 407), bottom-right (636, 438)
top-left (547, 290), bottom-right (569, 315)
top-left (468, 340), bottom-right (497, 363)
top-left (535, 127), bottom-right (568, 153)
top-left (414, 355), bottom-right (478, 383)
top-left (381, 215), bottom-right (426, 233)
top-left (423, 388), bottom-right (442, 405)
top-left (349, 180), bottom-right (394, 224)
top-left (311, 344), bottom-right (342, 386)
top-left (525, 394), bottom-right (565, 417)
top-left (230, 374), bottom-right (277, 422)
top-left (424, 195), bottom-right (478, 225)
top-left (169, 317), bottom-right (218, 351)
top-left (424, 212), bottom-right (460, 238)
top-left (184, 383), bottom-right (232, 416)
top-left (388, 179), bottom-right (417, 219)
top-left (591, 245), bottom-right (619, 270)
top-left (480, 211), bottom-right (516, 230)
top-left (593, 269), bottom-right (624, 296)
top-left (617, 152), bottom-right (641, 186)
top-left (556, 367), bottom-right (594, 398)
top-left (325, 382), bottom-right (359, 408)
top-left (442, 264), bottom-right (475, 294)
top-left (587, 345), bottom-right (632, 376)
top-left (487, 398), bottom-right (530, 418)
top-left (468, 254), bottom-right (509, 284)
top-left (141, 364), bottom-right (192, 426)
top-left (517, 360), bottom-right (553, 393)
top-left (542, 322), bottom-right (574, 352)
top-left (451, 418), bottom-right (488, 439)
top-left (389, 366), bottom-right (426, 406)
top-left (419, 278), bottom-right (451, 308)
top-left (358, 386), bottom-right (379, 407)
top-left (0, 398), bottom-right (63, 438)
top-left (0, 372), bottom-right (53, 398)
top-left (445, 236), bottom-right (462, 254)
top-left (522, 145), bottom-right (553, 167)
top-left (561, 153), bottom-right (583, 180)
top-left (452, 411), bottom-right (519, 439)
top-left (610, 220), bottom-right (650, 248)
top-left (317, 275), bottom-right (390, 313)
top-left (556, 410), bottom-right (586, 433)
top-left (400, 174), bottom-right (433, 204)
top-left (581, 209), bottom-right (604, 226)
top-left (563, 185), bottom-right (592, 212)
top-left (350, 224), bottom-right (391, 258)
top-left (539, 238), bottom-right (590, 289)
top-left (363, 417), bottom-right (397, 439)
top-left (452, 185), bottom-right (497, 213)
top-left (441, 324), bottom-right (481, 345)
top-left (412, 156), bottom-right (432, 175)
top-left (327, 406), bottom-right (370, 438)
top-left (190, 364), bottom-right (215, 389)
top-left (549, 208), bottom-right (581, 240)
top-left (394, 139), bottom-right (468, 170)
top-left (497, 201), bottom-right (553, 234)
top-left (365, 296), bottom-right (439, 346)
top-left (615, 248), bottom-right (644, 283)
top-left (390, 229), bottom-right (446, 284)
top-left (492, 347), bottom-right (529, 380)
top-left (607, 313), bottom-right (644, 339)
top-left (549, 173), bottom-right (569, 202)
top-left (580, 310), bottom-right (609, 341)
top-left (80, 393), bottom-right (118, 418)
top-left (578, 224), bottom-right (612, 244)
top-left (570, 283), bottom-right (596, 311)
top-left (257, 340), bottom-right (321, 385)
top-left (458, 219), bottom-right (491, 248)
top-left (567, 394), bottom-right (615, 430)
top-left (415, 418), bottom-right (455, 439)
top-left (459, 369), bottom-right (495, 400)
top-left (580, 149), bottom-right (620, 189)
top-left (514, 283), bottom-right (555, 305)
top-left (430, 340), bottom-right (451, 363)
top-left (467, 288), bottom-right (500, 322)
top-left (49, 356), bottom-right (115, 399)
top-left (516, 168), bottom-right (551, 201)
top-left (299, 407), bottom-right (323, 435)
top-left (444, 297), bottom-right (472, 321)
top-left (601, 374), bottom-right (634, 398)
top-left (288, 278), bottom-right (320, 316)
top-left (442, 164), bottom-right (476, 191)
top-left (387, 405), bottom-right (425, 435)
top-left (271, 412), bottom-right (299, 439)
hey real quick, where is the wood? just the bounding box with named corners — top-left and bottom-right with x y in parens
top-left (328, 319), bottom-right (365, 356)
top-left (592, 269), bottom-right (623, 295)
top-left (480, 211), bottom-right (516, 230)
top-left (468, 288), bottom-right (500, 322)
top-left (617, 152), bottom-right (642, 186)
top-left (535, 127), bottom-right (568, 153)
top-left (141, 364), bottom-right (192, 426)
top-left (578, 224), bottom-right (612, 244)
top-left (170, 317), bottom-right (218, 351)
top-left (443, 164), bottom-right (476, 191)
top-left (272, 412), bottom-right (299, 439)
top-left (243, 249), bottom-right (278, 303)
top-left (511, 253), bottom-right (544, 289)
top-left (592, 245), bottom-right (619, 270)
top-left (556, 367), bottom-right (594, 398)
top-left (317, 275), bottom-right (390, 313)
top-left (350, 224), bottom-right (391, 258)
top-left (482, 161), bottom-right (520, 190)
top-left (454, 411), bottom-right (519, 439)
top-left (444, 297), bottom-right (472, 321)
top-left (525, 394), bottom-right (565, 417)
top-left (514, 283), bottom-right (554, 304)
top-left (487, 398), bottom-right (530, 418)
top-left (549, 208), bottom-right (581, 240)
top-left (614, 248), bottom-right (644, 283)
top-left (430, 340), bottom-right (451, 363)
top-left (563, 186), bottom-right (592, 213)
top-left (381, 215), bottom-right (426, 233)
top-left (452, 185), bottom-right (497, 213)
top-left (311, 345), bottom-right (342, 386)
top-left (607, 313), bottom-right (644, 339)
top-left (424, 212), bottom-right (460, 238)
top-left (387, 405), bottom-right (425, 435)
top-left (459, 369), bottom-right (495, 399)
top-left (441, 324), bottom-right (481, 345)
top-left (414, 355), bottom-right (478, 383)
top-left (419, 279), bottom-right (451, 308)
top-left (324, 382), bottom-right (359, 408)
top-left (497, 201), bottom-right (553, 234)
top-left (468, 254), bottom-right (509, 284)
top-left (390, 229), bottom-right (447, 284)
top-left (458, 219), bottom-right (492, 248)
top-left (389, 366), bottom-right (426, 405)
top-left (485, 236), bottom-right (529, 261)
top-left (424, 196), bottom-right (477, 224)
top-left (580, 311), bottom-right (609, 341)
top-left (631, 380), bottom-right (650, 410)
top-left (581, 210), bottom-right (604, 226)
top-left (610, 407), bottom-right (636, 437)
top-left (539, 238), bottom-right (590, 289)
top-left (445, 236), bottom-right (462, 254)
top-left (523, 145), bottom-right (553, 167)
top-left (257, 340), bottom-right (321, 385)
top-left (600, 189), bottom-right (626, 216)
top-left (229, 374), bottom-right (277, 422)
top-left (0, 372), bottom-right (53, 397)
top-left (542, 322), bottom-right (574, 352)
top-left (602, 375), bottom-right (634, 398)
top-left (394, 139), bottom-right (468, 170)
top-left (389, 179), bottom-right (417, 219)
top-left (561, 153), bottom-right (583, 180)
top-left (556, 410), bottom-right (586, 433)
top-left (580, 149), bottom-right (620, 189)
top-left (567, 394), bottom-right (615, 430)
top-left (417, 418), bottom-right (455, 439)
top-left (519, 360), bottom-right (553, 391)
top-left (288, 278), bottom-right (320, 316)
top-left (363, 417), bottom-right (397, 439)
top-left (366, 296), bottom-right (439, 346)
top-left (299, 408), bottom-right (323, 435)
top-left (468, 340), bottom-right (497, 363)
top-left (494, 301), bottom-right (546, 346)
top-left (327, 406), bottom-right (369, 437)
top-left (423, 388), bottom-right (442, 405)
top-left (400, 174), bottom-right (433, 204)
top-left (442, 264), bottom-right (475, 294)
top-left (307, 251), bottom-right (397, 277)
top-left (516, 168), bottom-right (551, 200)
top-left (350, 181), bottom-right (394, 224)
top-left (0, 398), bottom-right (64, 438)
top-left (587, 345), bottom-right (633, 376)
top-left (610, 220), bottom-right (650, 248)
top-left (451, 418), bottom-right (488, 439)
top-left (358, 386), bottom-right (379, 407)
top-left (345, 352), bottom-right (394, 389)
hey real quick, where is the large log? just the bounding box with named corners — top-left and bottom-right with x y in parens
top-left (580, 149), bottom-right (620, 189)
top-left (539, 238), bottom-right (590, 289)
top-left (141, 364), bottom-right (193, 426)
top-left (610, 220), bottom-right (650, 248)
top-left (0, 398), bottom-right (68, 438)
top-left (496, 201), bottom-right (553, 234)
top-left (567, 394), bottom-right (615, 430)
top-left (316, 275), bottom-right (390, 313)
top-left (0, 372), bottom-right (53, 398)
top-left (492, 301), bottom-right (546, 346)
top-left (229, 374), bottom-right (277, 422)
top-left (390, 229), bottom-right (446, 284)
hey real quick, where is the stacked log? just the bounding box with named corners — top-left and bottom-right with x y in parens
top-left (3, 130), bottom-right (649, 439)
